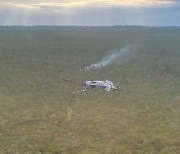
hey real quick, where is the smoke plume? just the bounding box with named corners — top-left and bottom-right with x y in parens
top-left (85, 47), bottom-right (128, 71)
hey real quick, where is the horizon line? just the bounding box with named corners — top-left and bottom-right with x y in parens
top-left (0, 25), bottom-right (180, 28)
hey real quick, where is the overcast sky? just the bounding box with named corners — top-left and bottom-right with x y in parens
top-left (0, 0), bottom-right (180, 26)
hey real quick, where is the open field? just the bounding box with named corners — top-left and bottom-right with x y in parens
top-left (0, 26), bottom-right (180, 153)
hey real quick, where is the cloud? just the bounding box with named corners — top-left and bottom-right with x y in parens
top-left (0, 0), bottom-right (180, 26)
top-left (0, 0), bottom-right (178, 9)
top-left (69, 4), bottom-right (180, 26)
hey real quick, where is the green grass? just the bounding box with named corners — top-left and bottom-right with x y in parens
top-left (0, 26), bottom-right (179, 153)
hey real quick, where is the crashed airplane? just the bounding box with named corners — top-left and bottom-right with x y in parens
top-left (73, 80), bottom-right (121, 93)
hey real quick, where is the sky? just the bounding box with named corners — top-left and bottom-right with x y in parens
top-left (0, 0), bottom-right (180, 26)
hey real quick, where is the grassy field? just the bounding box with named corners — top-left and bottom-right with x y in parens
top-left (0, 26), bottom-right (179, 153)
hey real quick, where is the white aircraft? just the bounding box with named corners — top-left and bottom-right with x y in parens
top-left (73, 80), bottom-right (121, 93)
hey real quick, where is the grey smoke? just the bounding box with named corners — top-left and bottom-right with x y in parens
top-left (85, 47), bottom-right (128, 71)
